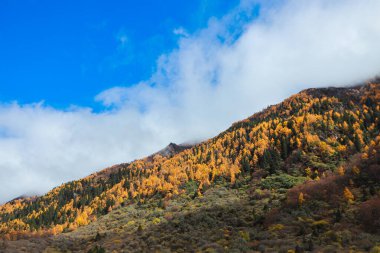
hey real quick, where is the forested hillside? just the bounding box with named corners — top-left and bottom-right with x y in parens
top-left (0, 82), bottom-right (379, 252)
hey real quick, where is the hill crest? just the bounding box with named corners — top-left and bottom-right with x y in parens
top-left (0, 82), bottom-right (379, 252)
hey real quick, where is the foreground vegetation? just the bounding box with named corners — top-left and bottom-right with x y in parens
top-left (0, 82), bottom-right (379, 252)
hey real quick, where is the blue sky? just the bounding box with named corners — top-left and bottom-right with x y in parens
top-left (0, 0), bottom-right (240, 109)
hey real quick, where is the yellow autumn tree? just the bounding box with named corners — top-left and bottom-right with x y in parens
top-left (343, 187), bottom-right (354, 204)
top-left (351, 166), bottom-right (360, 175)
top-left (298, 192), bottom-right (305, 207)
top-left (337, 166), bottom-right (345, 176)
top-left (229, 162), bottom-right (241, 185)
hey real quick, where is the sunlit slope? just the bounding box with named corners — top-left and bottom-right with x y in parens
top-left (0, 82), bottom-right (379, 243)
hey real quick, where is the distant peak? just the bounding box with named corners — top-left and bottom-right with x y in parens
top-left (151, 142), bottom-right (194, 159)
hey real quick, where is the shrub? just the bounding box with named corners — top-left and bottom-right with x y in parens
top-left (370, 246), bottom-right (380, 253)
top-left (287, 175), bottom-right (345, 208)
top-left (261, 174), bottom-right (307, 190)
top-left (311, 220), bottom-right (329, 234)
top-left (357, 197), bottom-right (380, 233)
top-left (87, 245), bottom-right (106, 253)
top-left (250, 189), bottom-right (271, 200)
top-left (269, 224), bottom-right (285, 231)
top-left (152, 217), bottom-right (161, 225)
top-left (238, 230), bottom-right (250, 241)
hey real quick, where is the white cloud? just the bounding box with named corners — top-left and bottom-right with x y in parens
top-left (117, 34), bottom-right (128, 48)
top-left (173, 27), bottom-right (189, 37)
top-left (1, 0), bottom-right (380, 203)
top-left (0, 102), bottom-right (173, 203)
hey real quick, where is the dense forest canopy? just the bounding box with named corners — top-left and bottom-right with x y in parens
top-left (0, 83), bottom-right (379, 250)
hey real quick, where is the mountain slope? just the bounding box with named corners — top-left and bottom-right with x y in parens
top-left (0, 82), bottom-right (379, 252)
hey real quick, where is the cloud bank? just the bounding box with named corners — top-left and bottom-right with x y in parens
top-left (1, 0), bottom-right (380, 203)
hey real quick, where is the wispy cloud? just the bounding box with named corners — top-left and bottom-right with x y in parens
top-left (173, 27), bottom-right (189, 37)
top-left (117, 33), bottom-right (129, 48)
top-left (1, 0), bottom-right (380, 203)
